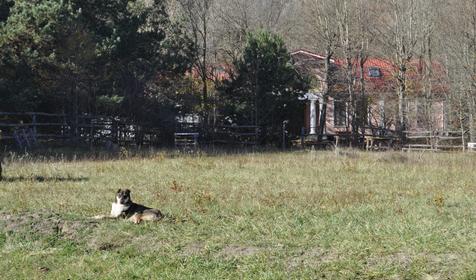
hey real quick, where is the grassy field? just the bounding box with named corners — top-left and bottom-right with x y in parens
top-left (0, 150), bottom-right (476, 279)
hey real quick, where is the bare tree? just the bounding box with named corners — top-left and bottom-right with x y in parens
top-left (460, 0), bottom-right (476, 142)
top-left (375, 0), bottom-right (422, 142)
top-left (336, 0), bottom-right (362, 145)
top-left (440, 0), bottom-right (476, 146)
top-left (301, 0), bottom-right (339, 141)
top-left (175, 0), bottom-right (214, 123)
top-left (213, 0), bottom-right (294, 61)
top-left (356, 0), bottom-right (373, 139)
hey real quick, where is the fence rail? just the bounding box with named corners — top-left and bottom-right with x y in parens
top-left (402, 130), bottom-right (467, 151)
top-left (0, 112), bottom-right (163, 149)
top-left (174, 123), bottom-right (260, 147)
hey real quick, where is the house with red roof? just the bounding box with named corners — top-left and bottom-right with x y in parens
top-left (291, 49), bottom-right (449, 141)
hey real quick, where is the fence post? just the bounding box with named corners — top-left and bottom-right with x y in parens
top-left (13, 129), bottom-right (22, 149)
top-left (282, 120), bottom-right (288, 150)
top-left (32, 113), bottom-right (37, 138)
top-left (74, 113), bottom-right (79, 143)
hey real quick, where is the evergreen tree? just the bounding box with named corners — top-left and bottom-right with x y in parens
top-left (220, 30), bottom-right (309, 142)
top-left (0, 0), bottom-right (195, 130)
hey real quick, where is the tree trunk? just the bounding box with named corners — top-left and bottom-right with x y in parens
top-left (71, 81), bottom-right (79, 142)
top-left (318, 49), bottom-right (332, 142)
top-left (397, 63), bottom-right (407, 143)
top-left (358, 53), bottom-right (367, 140)
top-left (467, 90), bottom-right (475, 142)
top-left (201, 10), bottom-right (209, 127)
top-left (458, 92), bottom-right (467, 151)
top-left (345, 57), bottom-right (357, 146)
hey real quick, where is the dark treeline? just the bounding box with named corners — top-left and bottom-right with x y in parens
top-left (0, 0), bottom-right (308, 146)
top-left (0, 0), bottom-right (194, 130)
top-left (2, 0), bottom-right (476, 146)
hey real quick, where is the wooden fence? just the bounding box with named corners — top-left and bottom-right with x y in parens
top-left (402, 130), bottom-right (466, 151)
top-left (7, 111), bottom-right (467, 152)
top-left (0, 112), bottom-right (162, 149)
top-left (173, 124), bottom-right (260, 148)
top-left (210, 126), bottom-right (259, 146)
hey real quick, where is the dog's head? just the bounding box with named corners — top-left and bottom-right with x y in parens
top-left (116, 189), bottom-right (132, 205)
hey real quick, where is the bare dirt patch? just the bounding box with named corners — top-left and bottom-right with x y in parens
top-left (0, 212), bottom-right (62, 236)
top-left (287, 247), bottom-right (340, 270)
top-left (366, 252), bottom-right (414, 269)
top-left (367, 252), bottom-right (461, 268)
top-left (0, 211), bottom-right (98, 241)
top-left (427, 253), bottom-right (459, 265)
top-left (217, 245), bottom-right (261, 259)
top-left (182, 242), bottom-right (207, 256)
top-left (366, 252), bottom-right (463, 280)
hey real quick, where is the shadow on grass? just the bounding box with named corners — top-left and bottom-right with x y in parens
top-left (0, 176), bottom-right (89, 183)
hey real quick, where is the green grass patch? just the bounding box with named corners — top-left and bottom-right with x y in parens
top-left (0, 150), bottom-right (475, 279)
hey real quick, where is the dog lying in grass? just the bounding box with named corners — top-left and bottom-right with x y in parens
top-left (94, 189), bottom-right (163, 224)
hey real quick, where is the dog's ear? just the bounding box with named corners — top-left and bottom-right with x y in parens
top-left (125, 189), bottom-right (131, 195)
top-left (117, 189), bottom-right (122, 194)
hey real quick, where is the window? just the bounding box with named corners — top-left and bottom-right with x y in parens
top-left (334, 99), bottom-right (347, 127)
top-left (368, 67), bottom-right (381, 78)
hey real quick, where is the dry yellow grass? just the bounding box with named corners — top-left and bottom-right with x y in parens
top-left (0, 150), bottom-right (475, 279)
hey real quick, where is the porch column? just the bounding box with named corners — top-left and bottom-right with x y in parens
top-left (310, 98), bottom-right (317, 135)
top-left (299, 92), bottom-right (322, 136)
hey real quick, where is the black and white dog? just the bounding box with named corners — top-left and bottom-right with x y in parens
top-left (95, 189), bottom-right (163, 224)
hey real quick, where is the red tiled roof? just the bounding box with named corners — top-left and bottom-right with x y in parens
top-left (291, 49), bottom-right (448, 96)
